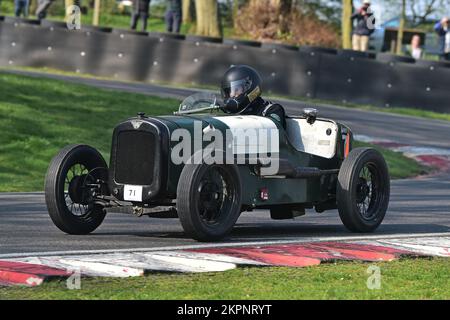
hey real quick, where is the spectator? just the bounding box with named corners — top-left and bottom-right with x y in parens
top-left (434, 17), bottom-right (450, 61)
top-left (351, 0), bottom-right (375, 52)
top-left (406, 35), bottom-right (424, 60)
top-left (131, 0), bottom-right (151, 32)
top-left (36, 0), bottom-right (55, 21)
top-left (15, 0), bottom-right (29, 18)
top-left (165, 0), bottom-right (182, 33)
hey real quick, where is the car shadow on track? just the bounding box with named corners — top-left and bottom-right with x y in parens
top-left (92, 223), bottom-right (450, 241)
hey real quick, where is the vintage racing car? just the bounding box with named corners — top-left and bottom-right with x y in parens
top-left (45, 93), bottom-right (390, 241)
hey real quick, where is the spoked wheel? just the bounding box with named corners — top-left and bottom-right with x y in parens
top-left (45, 145), bottom-right (109, 235)
top-left (337, 148), bottom-right (390, 232)
top-left (177, 164), bottom-right (242, 242)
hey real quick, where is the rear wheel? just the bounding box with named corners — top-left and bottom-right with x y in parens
top-left (337, 148), bottom-right (390, 232)
top-left (177, 164), bottom-right (242, 242)
top-left (45, 145), bottom-right (108, 235)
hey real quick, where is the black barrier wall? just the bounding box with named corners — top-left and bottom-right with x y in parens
top-left (1, 19), bottom-right (450, 113)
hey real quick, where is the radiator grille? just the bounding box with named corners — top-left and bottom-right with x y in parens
top-left (115, 131), bottom-right (156, 185)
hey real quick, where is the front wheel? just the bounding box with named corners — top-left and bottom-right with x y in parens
top-left (337, 148), bottom-right (390, 233)
top-left (177, 164), bottom-right (242, 242)
top-left (45, 145), bottom-right (108, 235)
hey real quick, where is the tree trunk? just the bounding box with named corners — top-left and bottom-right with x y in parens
top-left (268, 0), bottom-right (292, 34)
top-left (195, 0), bottom-right (221, 37)
top-left (29, 0), bottom-right (37, 16)
top-left (183, 0), bottom-right (194, 23)
top-left (65, 0), bottom-right (74, 10)
top-left (396, 0), bottom-right (406, 55)
top-left (65, 0), bottom-right (74, 18)
top-left (232, 0), bottom-right (239, 29)
top-left (92, 0), bottom-right (101, 26)
top-left (342, 0), bottom-right (353, 49)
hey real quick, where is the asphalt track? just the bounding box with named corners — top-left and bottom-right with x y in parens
top-left (0, 69), bottom-right (449, 255)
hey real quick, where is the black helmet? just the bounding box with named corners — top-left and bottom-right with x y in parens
top-left (221, 65), bottom-right (262, 114)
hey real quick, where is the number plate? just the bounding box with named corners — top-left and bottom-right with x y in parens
top-left (124, 185), bottom-right (143, 202)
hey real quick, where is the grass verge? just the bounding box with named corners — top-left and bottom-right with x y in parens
top-left (0, 72), bottom-right (426, 192)
top-left (353, 141), bottom-right (427, 179)
top-left (0, 258), bottom-right (448, 300)
top-left (0, 72), bottom-right (179, 191)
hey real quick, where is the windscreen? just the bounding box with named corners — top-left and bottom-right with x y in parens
top-left (178, 93), bottom-right (222, 114)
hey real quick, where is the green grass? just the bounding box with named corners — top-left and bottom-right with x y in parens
top-left (0, 72), bottom-right (425, 192)
top-left (0, 258), bottom-right (448, 300)
top-left (0, 72), bottom-right (179, 192)
top-left (354, 141), bottom-right (427, 179)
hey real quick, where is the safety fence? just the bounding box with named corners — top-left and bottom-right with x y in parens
top-left (1, 16), bottom-right (450, 112)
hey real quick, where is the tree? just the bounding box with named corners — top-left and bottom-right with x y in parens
top-left (233, 0), bottom-right (239, 28)
top-left (235, 0), bottom-right (340, 47)
top-left (271, 0), bottom-right (293, 34)
top-left (183, 0), bottom-right (195, 23)
top-left (93, 0), bottom-right (101, 26)
top-left (381, 0), bottom-right (450, 27)
top-left (396, 0), bottom-right (406, 55)
top-left (409, 0), bottom-right (450, 25)
top-left (195, 0), bottom-right (222, 37)
top-left (295, 0), bottom-right (343, 27)
top-left (341, 0), bottom-right (353, 49)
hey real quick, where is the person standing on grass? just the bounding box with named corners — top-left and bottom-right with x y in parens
top-left (434, 17), bottom-right (450, 61)
top-left (351, 0), bottom-right (375, 52)
top-left (165, 0), bottom-right (182, 33)
top-left (15, 0), bottom-right (30, 18)
top-left (131, 0), bottom-right (151, 32)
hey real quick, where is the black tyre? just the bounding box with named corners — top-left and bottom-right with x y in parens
top-left (337, 148), bottom-right (390, 233)
top-left (45, 145), bottom-right (108, 235)
top-left (177, 164), bottom-right (242, 242)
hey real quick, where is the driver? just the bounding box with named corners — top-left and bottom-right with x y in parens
top-left (221, 65), bottom-right (287, 129)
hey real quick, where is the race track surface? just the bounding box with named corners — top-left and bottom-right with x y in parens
top-left (1, 175), bottom-right (449, 255)
top-left (0, 69), bottom-right (449, 255)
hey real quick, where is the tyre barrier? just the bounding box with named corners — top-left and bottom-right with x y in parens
top-left (186, 35), bottom-right (223, 44)
top-left (4, 16), bottom-right (41, 26)
top-left (148, 32), bottom-right (186, 41)
top-left (337, 49), bottom-right (374, 60)
top-left (81, 25), bottom-right (113, 33)
top-left (261, 42), bottom-right (299, 52)
top-left (1, 20), bottom-right (450, 112)
top-left (0, 16), bottom-right (4, 22)
top-left (415, 59), bottom-right (450, 70)
top-left (40, 20), bottom-right (67, 30)
top-left (377, 52), bottom-right (416, 64)
top-left (223, 38), bottom-right (262, 48)
top-left (300, 45), bottom-right (338, 56)
top-left (112, 28), bottom-right (149, 37)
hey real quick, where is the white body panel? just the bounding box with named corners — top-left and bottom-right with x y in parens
top-left (286, 118), bottom-right (338, 159)
top-left (214, 116), bottom-right (279, 155)
top-left (214, 116), bottom-right (338, 159)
